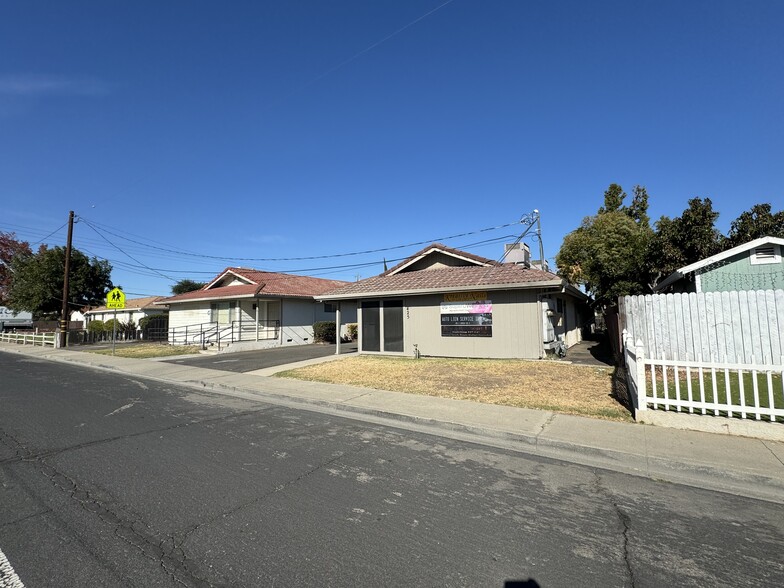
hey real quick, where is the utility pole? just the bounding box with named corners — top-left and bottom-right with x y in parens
top-left (59, 210), bottom-right (74, 348)
top-left (534, 209), bottom-right (545, 270)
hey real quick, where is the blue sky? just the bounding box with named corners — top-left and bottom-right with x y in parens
top-left (1, 0), bottom-right (782, 297)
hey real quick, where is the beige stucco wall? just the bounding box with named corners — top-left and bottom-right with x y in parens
top-left (359, 289), bottom-right (546, 359)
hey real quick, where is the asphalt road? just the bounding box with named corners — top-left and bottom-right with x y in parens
top-left (161, 342), bottom-right (358, 373)
top-left (1, 351), bottom-right (782, 587)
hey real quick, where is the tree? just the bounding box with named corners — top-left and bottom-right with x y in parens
top-left (172, 279), bottom-right (206, 295)
top-left (0, 232), bottom-right (32, 305)
top-left (598, 184), bottom-right (626, 214)
top-left (6, 246), bottom-right (112, 318)
top-left (626, 185), bottom-right (651, 227)
top-left (645, 197), bottom-right (723, 289)
top-left (726, 203), bottom-right (784, 248)
top-left (556, 184), bottom-right (653, 308)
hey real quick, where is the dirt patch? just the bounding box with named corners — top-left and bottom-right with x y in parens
top-left (278, 356), bottom-right (630, 421)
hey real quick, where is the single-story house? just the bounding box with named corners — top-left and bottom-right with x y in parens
top-left (81, 296), bottom-right (169, 327)
top-left (318, 243), bottom-right (591, 359)
top-left (654, 236), bottom-right (784, 293)
top-left (157, 267), bottom-right (357, 350)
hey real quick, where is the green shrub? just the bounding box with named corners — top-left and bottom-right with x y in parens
top-left (87, 320), bottom-right (104, 333)
top-left (313, 321), bottom-right (336, 343)
top-left (103, 318), bottom-right (119, 333)
top-left (139, 315), bottom-right (165, 330)
top-left (120, 319), bottom-right (137, 334)
top-left (346, 323), bottom-right (358, 341)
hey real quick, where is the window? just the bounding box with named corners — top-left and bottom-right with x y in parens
top-left (324, 303), bottom-right (336, 313)
top-left (210, 301), bottom-right (236, 324)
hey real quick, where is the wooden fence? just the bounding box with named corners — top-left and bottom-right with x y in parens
top-left (0, 331), bottom-right (57, 347)
top-left (620, 290), bottom-right (784, 366)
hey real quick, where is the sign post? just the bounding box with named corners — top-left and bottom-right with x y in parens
top-left (106, 287), bottom-right (126, 356)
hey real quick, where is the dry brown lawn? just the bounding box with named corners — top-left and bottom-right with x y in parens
top-left (278, 356), bottom-right (630, 421)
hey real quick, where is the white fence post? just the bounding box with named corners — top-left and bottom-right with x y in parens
top-left (635, 339), bottom-right (647, 413)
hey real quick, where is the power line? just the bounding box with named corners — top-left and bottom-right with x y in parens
top-left (77, 215), bottom-right (523, 262)
top-left (80, 218), bottom-right (178, 283)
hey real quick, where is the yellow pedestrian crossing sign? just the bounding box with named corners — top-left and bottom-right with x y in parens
top-left (106, 287), bottom-right (126, 309)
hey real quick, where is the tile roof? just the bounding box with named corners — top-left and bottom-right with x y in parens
top-left (159, 268), bottom-right (350, 304)
top-left (86, 296), bottom-right (167, 313)
top-left (321, 264), bottom-right (561, 299)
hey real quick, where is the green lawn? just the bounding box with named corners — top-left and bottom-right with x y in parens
top-left (86, 343), bottom-right (201, 359)
top-left (646, 366), bottom-right (784, 421)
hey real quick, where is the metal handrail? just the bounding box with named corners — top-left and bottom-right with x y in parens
top-left (168, 320), bottom-right (281, 349)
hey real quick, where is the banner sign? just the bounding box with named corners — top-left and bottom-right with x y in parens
top-left (443, 291), bottom-right (487, 302)
top-left (440, 299), bottom-right (492, 337)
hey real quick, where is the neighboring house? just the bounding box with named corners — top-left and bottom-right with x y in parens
top-left (319, 243), bottom-right (590, 359)
top-left (69, 307), bottom-right (88, 330)
top-left (83, 296), bottom-right (169, 327)
top-left (655, 236), bottom-right (784, 293)
top-left (157, 268), bottom-right (356, 350)
top-left (0, 306), bottom-right (33, 331)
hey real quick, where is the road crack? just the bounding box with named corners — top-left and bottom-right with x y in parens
top-left (1, 410), bottom-right (274, 587)
top-left (536, 413), bottom-right (557, 437)
top-left (169, 445), bottom-right (364, 571)
top-left (40, 458), bottom-right (213, 587)
top-left (0, 508), bottom-right (53, 529)
top-left (761, 440), bottom-right (784, 468)
top-left (593, 471), bottom-right (637, 588)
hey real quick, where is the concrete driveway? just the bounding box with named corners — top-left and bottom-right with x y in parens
top-left (161, 342), bottom-right (358, 373)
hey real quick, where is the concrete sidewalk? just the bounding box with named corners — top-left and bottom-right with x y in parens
top-left (3, 343), bottom-right (783, 504)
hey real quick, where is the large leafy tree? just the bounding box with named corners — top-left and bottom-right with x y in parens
top-left (171, 279), bottom-right (206, 295)
top-left (725, 203), bottom-right (784, 248)
top-left (7, 246), bottom-right (112, 318)
top-left (0, 231), bottom-right (32, 305)
top-left (556, 184), bottom-right (653, 308)
top-left (645, 197), bottom-right (723, 289)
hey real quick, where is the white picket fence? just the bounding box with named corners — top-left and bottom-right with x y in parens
top-left (623, 331), bottom-right (784, 422)
top-left (620, 289), bottom-right (784, 366)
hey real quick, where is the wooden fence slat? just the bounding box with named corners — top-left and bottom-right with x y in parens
top-left (719, 291), bottom-right (734, 362)
top-left (758, 290), bottom-right (775, 363)
top-left (622, 290), bottom-right (783, 367)
top-left (775, 291), bottom-right (784, 361)
top-left (748, 294), bottom-right (762, 364)
top-left (727, 292), bottom-right (744, 357)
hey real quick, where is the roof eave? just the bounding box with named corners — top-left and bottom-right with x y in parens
top-left (654, 271), bottom-right (683, 292)
top-left (562, 283), bottom-right (591, 302)
top-left (160, 292), bottom-right (324, 305)
top-left (671, 236), bottom-right (784, 277)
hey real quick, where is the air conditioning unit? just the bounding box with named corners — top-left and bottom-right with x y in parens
top-left (504, 242), bottom-right (531, 266)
